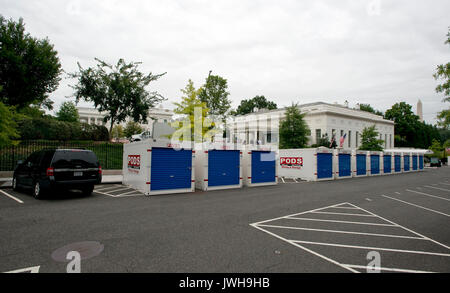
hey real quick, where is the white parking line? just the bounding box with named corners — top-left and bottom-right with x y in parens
top-left (0, 189), bottom-right (24, 204)
top-left (310, 211), bottom-right (376, 217)
top-left (439, 182), bottom-right (450, 186)
top-left (406, 189), bottom-right (450, 202)
top-left (93, 190), bottom-right (118, 197)
top-left (257, 224), bottom-right (425, 240)
top-left (103, 187), bottom-right (133, 194)
top-left (95, 185), bottom-right (123, 192)
top-left (424, 185), bottom-right (450, 192)
top-left (330, 206), bottom-right (360, 210)
top-left (4, 265), bottom-right (40, 273)
top-left (120, 190), bottom-right (142, 196)
top-left (341, 264), bottom-right (436, 273)
top-left (285, 217), bottom-right (397, 227)
top-left (382, 195), bottom-right (450, 218)
top-left (289, 240), bottom-right (450, 257)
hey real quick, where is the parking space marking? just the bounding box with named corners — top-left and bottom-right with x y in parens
top-left (310, 211), bottom-right (376, 217)
top-left (341, 264), bottom-right (436, 273)
top-left (104, 187), bottom-right (133, 193)
top-left (406, 189), bottom-right (450, 202)
top-left (0, 189), bottom-right (24, 204)
top-left (93, 184), bottom-right (144, 198)
top-left (439, 182), bottom-right (450, 186)
top-left (4, 265), bottom-right (40, 273)
top-left (251, 202), bottom-right (450, 273)
top-left (424, 185), bottom-right (450, 192)
top-left (93, 189), bottom-right (118, 197)
top-left (382, 195), bottom-right (450, 218)
top-left (95, 185), bottom-right (123, 192)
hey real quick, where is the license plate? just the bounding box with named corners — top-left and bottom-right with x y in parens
top-left (74, 171), bottom-right (83, 177)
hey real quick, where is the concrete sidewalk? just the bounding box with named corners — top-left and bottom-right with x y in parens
top-left (0, 174), bottom-right (123, 188)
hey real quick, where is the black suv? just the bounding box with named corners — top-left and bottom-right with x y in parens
top-left (13, 149), bottom-right (102, 199)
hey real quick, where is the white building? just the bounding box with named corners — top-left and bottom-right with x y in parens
top-left (226, 102), bottom-right (395, 150)
top-left (77, 105), bottom-right (174, 131)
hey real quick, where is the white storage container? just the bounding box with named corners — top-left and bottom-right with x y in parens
top-left (194, 143), bottom-right (243, 191)
top-left (382, 151), bottom-right (393, 175)
top-left (352, 150), bottom-right (369, 177)
top-left (393, 152), bottom-right (403, 174)
top-left (243, 145), bottom-right (278, 187)
top-left (278, 147), bottom-right (335, 182)
top-left (123, 139), bottom-right (195, 196)
top-left (369, 151), bottom-right (382, 176)
top-left (334, 149), bottom-right (352, 179)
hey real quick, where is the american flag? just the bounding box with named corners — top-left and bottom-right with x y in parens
top-left (339, 133), bottom-right (347, 148)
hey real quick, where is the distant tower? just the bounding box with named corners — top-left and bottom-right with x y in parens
top-left (417, 99), bottom-right (423, 122)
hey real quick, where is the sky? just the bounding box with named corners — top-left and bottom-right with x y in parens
top-left (1, 0), bottom-right (449, 124)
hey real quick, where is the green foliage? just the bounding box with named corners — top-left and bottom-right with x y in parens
top-left (231, 95), bottom-right (277, 116)
top-left (16, 117), bottom-right (109, 141)
top-left (170, 80), bottom-right (218, 142)
top-left (198, 73), bottom-right (231, 119)
top-left (111, 125), bottom-right (124, 140)
top-left (429, 139), bottom-right (445, 158)
top-left (69, 58), bottom-right (166, 137)
top-left (359, 103), bottom-right (383, 116)
top-left (56, 101), bottom-right (80, 123)
top-left (0, 15), bottom-right (61, 110)
top-left (279, 103), bottom-right (310, 149)
top-left (0, 101), bottom-right (19, 146)
top-left (385, 102), bottom-right (440, 148)
top-left (311, 134), bottom-right (331, 148)
top-left (359, 125), bottom-right (384, 151)
top-left (437, 109), bottom-right (450, 130)
top-left (433, 27), bottom-right (450, 102)
top-left (123, 121), bottom-right (143, 138)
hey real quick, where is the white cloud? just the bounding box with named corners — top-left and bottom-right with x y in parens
top-left (1, 0), bottom-right (449, 123)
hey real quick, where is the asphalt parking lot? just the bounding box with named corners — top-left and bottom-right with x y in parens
top-left (0, 167), bottom-right (449, 273)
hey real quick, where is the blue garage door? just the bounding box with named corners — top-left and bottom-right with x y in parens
top-left (356, 154), bottom-right (366, 176)
top-left (208, 150), bottom-right (240, 187)
top-left (404, 156), bottom-right (410, 171)
top-left (412, 155), bottom-right (418, 170)
top-left (371, 155), bottom-right (380, 174)
top-left (384, 155), bottom-right (392, 174)
top-left (395, 156), bottom-right (401, 172)
top-left (150, 148), bottom-right (192, 191)
top-left (338, 154), bottom-right (351, 177)
top-left (317, 153), bottom-right (333, 179)
top-left (251, 151), bottom-right (276, 183)
top-left (419, 155), bottom-right (424, 170)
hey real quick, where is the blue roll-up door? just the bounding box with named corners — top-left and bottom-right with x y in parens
top-left (338, 154), bottom-right (351, 177)
top-left (412, 155), bottom-right (418, 170)
top-left (208, 150), bottom-right (240, 187)
top-left (150, 148), bottom-right (192, 191)
top-left (251, 151), bottom-right (276, 183)
top-left (317, 153), bottom-right (333, 179)
top-left (404, 156), bottom-right (410, 171)
top-left (395, 155), bottom-right (401, 172)
top-left (371, 155), bottom-right (380, 174)
top-left (356, 154), bottom-right (366, 176)
top-left (384, 155), bottom-right (392, 174)
top-left (419, 155), bottom-right (424, 170)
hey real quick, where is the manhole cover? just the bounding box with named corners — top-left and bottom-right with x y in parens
top-left (51, 241), bottom-right (104, 262)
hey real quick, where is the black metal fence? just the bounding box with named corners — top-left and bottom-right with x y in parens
top-left (0, 141), bottom-right (123, 171)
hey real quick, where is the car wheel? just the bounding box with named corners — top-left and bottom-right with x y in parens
top-left (33, 181), bottom-right (44, 199)
top-left (12, 176), bottom-right (19, 191)
top-left (82, 185), bottom-right (94, 196)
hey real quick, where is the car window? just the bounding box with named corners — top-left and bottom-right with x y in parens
top-left (25, 152), bottom-right (40, 165)
top-left (41, 150), bottom-right (55, 168)
top-left (52, 150), bottom-right (99, 168)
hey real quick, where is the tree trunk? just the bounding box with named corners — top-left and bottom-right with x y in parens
top-left (109, 118), bottom-right (115, 142)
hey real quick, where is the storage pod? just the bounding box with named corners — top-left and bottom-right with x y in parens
top-left (393, 152), bottom-right (402, 174)
top-left (418, 154), bottom-right (424, 171)
top-left (123, 139), bottom-right (195, 196)
top-left (369, 151), bottom-right (382, 176)
top-left (403, 152), bottom-right (411, 172)
top-left (411, 152), bottom-right (418, 172)
top-left (194, 143), bottom-right (243, 191)
top-left (278, 148), bottom-right (334, 181)
top-left (243, 146), bottom-right (278, 187)
top-left (352, 150), bottom-right (369, 177)
top-left (382, 151), bottom-right (393, 175)
top-left (334, 149), bottom-right (352, 179)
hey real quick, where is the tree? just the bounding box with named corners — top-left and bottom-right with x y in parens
top-left (198, 72), bottom-right (231, 119)
top-left (359, 125), bottom-right (384, 151)
top-left (433, 27), bottom-right (450, 102)
top-left (437, 108), bottom-right (450, 130)
top-left (429, 139), bottom-right (444, 158)
top-left (0, 85), bottom-right (19, 146)
top-left (124, 121), bottom-right (143, 138)
top-left (69, 58), bottom-right (166, 138)
top-left (0, 16), bottom-right (61, 110)
top-left (359, 103), bottom-right (383, 116)
top-left (232, 95), bottom-right (277, 116)
top-left (170, 80), bottom-right (218, 142)
top-left (56, 101), bottom-right (80, 123)
top-left (311, 133), bottom-right (331, 148)
top-left (279, 103), bottom-right (310, 149)
top-left (111, 125), bottom-right (124, 140)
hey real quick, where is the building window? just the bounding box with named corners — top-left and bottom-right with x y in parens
top-left (315, 129), bottom-right (321, 143)
top-left (348, 131), bottom-right (351, 148)
top-left (340, 130), bottom-right (344, 137)
top-left (267, 132), bottom-right (272, 143)
top-left (356, 131), bottom-right (359, 147)
top-left (385, 134), bottom-right (387, 148)
top-left (390, 134), bottom-right (392, 148)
